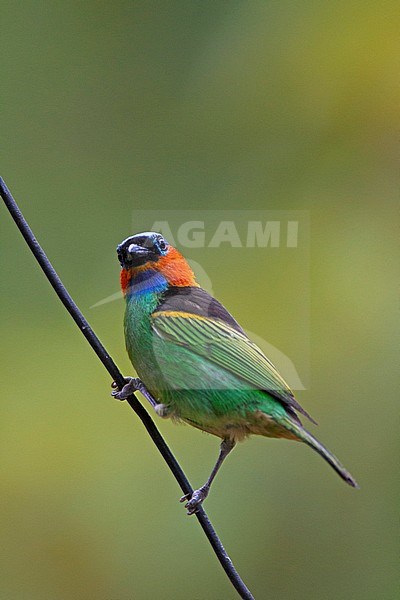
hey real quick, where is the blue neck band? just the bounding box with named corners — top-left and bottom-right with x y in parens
top-left (126, 269), bottom-right (168, 296)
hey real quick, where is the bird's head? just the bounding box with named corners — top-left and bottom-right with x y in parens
top-left (117, 232), bottom-right (198, 295)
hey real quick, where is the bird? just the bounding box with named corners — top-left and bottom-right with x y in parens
top-left (113, 231), bottom-right (358, 514)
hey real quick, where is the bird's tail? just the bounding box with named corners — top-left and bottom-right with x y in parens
top-left (281, 417), bottom-right (359, 488)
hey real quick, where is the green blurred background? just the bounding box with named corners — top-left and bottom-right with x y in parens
top-left (0, 2), bottom-right (398, 599)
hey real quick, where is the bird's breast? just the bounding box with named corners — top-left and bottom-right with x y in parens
top-left (123, 291), bottom-right (170, 397)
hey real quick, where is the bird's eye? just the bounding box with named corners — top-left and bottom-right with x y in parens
top-left (158, 239), bottom-right (167, 251)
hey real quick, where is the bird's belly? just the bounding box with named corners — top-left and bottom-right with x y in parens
top-left (178, 400), bottom-right (296, 442)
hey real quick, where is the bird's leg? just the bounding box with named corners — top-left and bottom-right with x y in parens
top-left (180, 438), bottom-right (236, 515)
top-left (111, 377), bottom-right (171, 417)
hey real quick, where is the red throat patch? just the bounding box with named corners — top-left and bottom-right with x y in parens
top-left (119, 247), bottom-right (198, 294)
top-left (156, 247), bottom-right (199, 287)
top-left (120, 268), bottom-right (131, 295)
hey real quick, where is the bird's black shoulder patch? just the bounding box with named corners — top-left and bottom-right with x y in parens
top-left (156, 286), bottom-right (245, 335)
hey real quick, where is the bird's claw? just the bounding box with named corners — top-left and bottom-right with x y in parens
top-left (111, 377), bottom-right (139, 400)
top-left (180, 486), bottom-right (209, 515)
top-left (111, 378), bottom-right (167, 418)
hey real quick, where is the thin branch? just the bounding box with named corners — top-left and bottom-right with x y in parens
top-left (0, 177), bottom-right (254, 600)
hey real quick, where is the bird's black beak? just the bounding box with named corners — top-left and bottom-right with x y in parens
top-left (117, 242), bottom-right (153, 268)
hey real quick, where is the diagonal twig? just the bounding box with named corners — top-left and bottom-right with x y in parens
top-left (0, 177), bottom-right (254, 600)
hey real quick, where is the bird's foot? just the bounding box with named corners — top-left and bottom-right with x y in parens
top-left (111, 378), bottom-right (166, 415)
top-left (111, 377), bottom-right (140, 400)
top-left (180, 485), bottom-right (209, 516)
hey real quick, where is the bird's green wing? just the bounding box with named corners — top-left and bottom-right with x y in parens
top-left (151, 310), bottom-right (314, 422)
